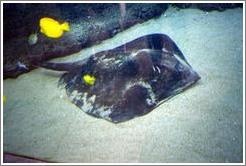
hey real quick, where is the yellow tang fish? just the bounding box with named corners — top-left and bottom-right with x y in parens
top-left (39, 17), bottom-right (70, 38)
top-left (83, 74), bottom-right (96, 86)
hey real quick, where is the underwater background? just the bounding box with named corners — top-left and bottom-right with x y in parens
top-left (2, 3), bottom-right (244, 163)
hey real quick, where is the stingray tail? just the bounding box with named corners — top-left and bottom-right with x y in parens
top-left (39, 62), bottom-right (75, 71)
top-left (35, 58), bottom-right (89, 72)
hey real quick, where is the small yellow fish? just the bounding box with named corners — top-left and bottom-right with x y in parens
top-left (83, 74), bottom-right (96, 86)
top-left (3, 95), bottom-right (6, 104)
top-left (39, 17), bottom-right (70, 38)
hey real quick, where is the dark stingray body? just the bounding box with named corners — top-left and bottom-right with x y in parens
top-left (41, 34), bottom-right (200, 123)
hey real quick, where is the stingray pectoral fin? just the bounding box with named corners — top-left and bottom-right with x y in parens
top-left (114, 34), bottom-right (191, 66)
top-left (146, 34), bottom-right (191, 67)
top-left (159, 34), bottom-right (191, 67)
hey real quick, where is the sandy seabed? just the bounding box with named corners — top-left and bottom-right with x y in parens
top-left (3, 7), bottom-right (243, 163)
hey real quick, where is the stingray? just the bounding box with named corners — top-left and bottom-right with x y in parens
top-left (40, 34), bottom-right (200, 123)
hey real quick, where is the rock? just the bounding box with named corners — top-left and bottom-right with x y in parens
top-left (196, 3), bottom-right (242, 11)
top-left (172, 3), bottom-right (242, 11)
top-left (3, 3), bottom-right (168, 79)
